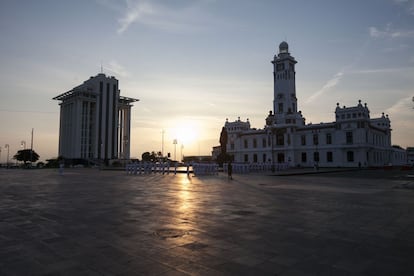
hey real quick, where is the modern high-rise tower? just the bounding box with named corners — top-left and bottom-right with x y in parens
top-left (53, 73), bottom-right (138, 161)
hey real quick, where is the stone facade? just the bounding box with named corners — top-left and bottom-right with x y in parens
top-left (222, 42), bottom-right (403, 168)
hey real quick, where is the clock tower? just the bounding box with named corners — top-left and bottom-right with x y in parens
top-left (271, 41), bottom-right (299, 122)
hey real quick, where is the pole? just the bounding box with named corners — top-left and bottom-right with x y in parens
top-left (181, 144), bottom-right (184, 163)
top-left (161, 129), bottom-right (165, 157)
top-left (5, 144), bottom-right (9, 168)
top-left (173, 139), bottom-right (177, 161)
top-left (30, 128), bottom-right (34, 166)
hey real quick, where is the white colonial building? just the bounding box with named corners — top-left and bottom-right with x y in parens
top-left (222, 42), bottom-right (404, 168)
top-left (53, 73), bottom-right (138, 161)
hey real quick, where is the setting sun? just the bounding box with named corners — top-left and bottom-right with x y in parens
top-left (174, 123), bottom-right (198, 145)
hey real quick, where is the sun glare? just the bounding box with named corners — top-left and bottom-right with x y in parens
top-left (176, 125), bottom-right (197, 144)
top-left (171, 119), bottom-right (199, 145)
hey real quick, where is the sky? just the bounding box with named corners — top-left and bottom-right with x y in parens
top-left (0, 0), bottom-right (413, 162)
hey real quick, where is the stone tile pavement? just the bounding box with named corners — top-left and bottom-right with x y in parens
top-left (0, 168), bottom-right (414, 275)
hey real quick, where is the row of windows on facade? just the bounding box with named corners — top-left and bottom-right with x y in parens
top-left (230, 132), bottom-right (344, 150)
top-left (241, 151), bottom-right (355, 163)
top-left (230, 130), bottom-right (387, 150)
top-left (277, 103), bottom-right (296, 113)
top-left (227, 127), bottom-right (249, 132)
top-left (276, 70), bottom-right (295, 80)
top-left (241, 150), bottom-right (386, 164)
top-left (336, 112), bottom-right (368, 120)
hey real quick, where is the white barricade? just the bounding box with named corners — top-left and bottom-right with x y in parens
top-left (192, 163), bottom-right (219, 176)
top-left (126, 161), bottom-right (171, 175)
top-left (222, 162), bottom-right (289, 174)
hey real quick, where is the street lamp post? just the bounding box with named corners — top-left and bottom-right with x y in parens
top-left (5, 144), bottom-right (10, 168)
top-left (0, 146), bottom-right (2, 167)
top-left (173, 139), bottom-right (177, 161)
top-left (20, 141), bottom-right (26, 166)
top-left (161, 129), bottom-right (165, 158)
top-left (181, 144), bottom-right (184, 163)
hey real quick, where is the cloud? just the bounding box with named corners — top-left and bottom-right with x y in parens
top-left (392, 0), bottom-right (414, 15)
top-left (105, 61), bottom-right (131, 78)
top-left (386, 94), bottom-right (414, 114)
top-left (115, 0), bottom-right (217, 34)
top-left (305, 70), bottom-right (344, 104)
top-left (385, 94), bottom-right (414, 147)
top-left (117, 1), bottom-right (154, 34)
top-left (369, 25), bottom-right (414, 39)
top-left (305, 38), bottom-right (372, 104)
top-left (350, 67), bottom-right (412, 74)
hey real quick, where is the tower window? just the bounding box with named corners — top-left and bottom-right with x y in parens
top-left (347, 151), bottom-right (354, 162)
top-left (326, 133), bottom-right (332, 144)
top-left (346, 132), bottom-right (353, 144)
top-left (276, 134), bottom-right (284, 146)
top-left (301, 152), bottom-right (307, 162)
top-left (313, 134), bottom-right (319, 145)
top-left (301, 135), bottom-right (306, 145)
top-left (313, 152), bottom-right (320, 162)
top-left (327, 152), bottom-right (333, 162)
top-left (278, 103), bottom-right (284, 113)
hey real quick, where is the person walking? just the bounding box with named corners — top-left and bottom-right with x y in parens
top-left (228, 161), bottom-right (233, 180)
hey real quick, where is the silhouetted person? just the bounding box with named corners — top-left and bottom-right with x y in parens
top-left (59, 160), bottom-right (64, 175)
top-left (228, 161), bottom-right (233, 180)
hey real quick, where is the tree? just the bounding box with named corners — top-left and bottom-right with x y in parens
top-left (13, 149), bottom-right (40, 164)
top-left (219, 127), bottom-right (228, 155)
top-left (142, 151), bottom-right (157, 162)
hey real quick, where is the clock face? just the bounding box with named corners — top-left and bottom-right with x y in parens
top-left (276, 63), bottom-right (284, 71)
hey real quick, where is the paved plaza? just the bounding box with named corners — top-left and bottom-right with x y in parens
top-left (0, 168), bottom-right (414, 275)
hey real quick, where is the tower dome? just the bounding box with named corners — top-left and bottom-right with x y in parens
top-left (279, 41), bottom-right (289, 53)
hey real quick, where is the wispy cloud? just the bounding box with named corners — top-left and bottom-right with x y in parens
top-left (350, 66), bottom-right (413, 74)
top-left (369, 24), bottom-right (414, 39)
top-left (386, 94), bottom-right (414, 113)
top-left (105, 61), bottom-right (131, 78)
top-left (305, 70), bottom-right (344, 104)
top-left (115, 0), bottom-right (214, 34)
top-left (392, 0), bottom-right (414, 15)
top-left (305, 38), bottom-right (372, 104)
top-left (383, 94), bottom-right (414, 148)
top-left (117, 1), bottom-right (154, 34)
